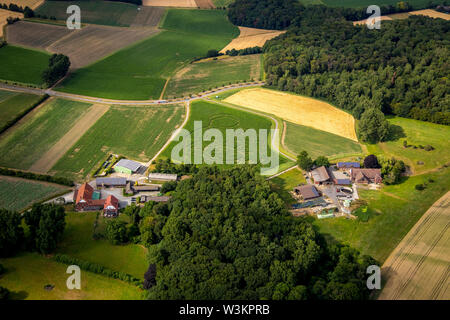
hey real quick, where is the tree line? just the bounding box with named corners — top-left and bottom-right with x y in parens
top-left (136, 165), bottom-right (378, 300)
top-left (227, 0), bottom-right (447, 30)
top-left (263, 12), bottom-right (449, 126)
top-left (0, 203), bottom-right (66, 258)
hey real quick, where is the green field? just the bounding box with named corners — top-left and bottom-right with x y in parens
top-left (0, 252), bottom-right (144, 300)
top-left (56, 9), bottom-right (239, 99)
top-left (318, 0), bottom-right (431, 9)
top-left (0, 176), bottom-right (68, 212)
top-left (56, 212), bottom-right (148, 279)
top-left (36, 1), bottom-right (139, 27)
top-left (164, 55), bottom-right (261, 98)
top-left (0, 98), bottom-right (92, 170)
top-left (213, 0), bottom-right (234, 7)
top-left (160, 100), bottom-right (292, 172)
top-left (367, 117), bottom-right (450, 175)
top-left (270, 167), bottom-right (306, 205)
top-left (0, 92), bottom-right (44, 130)
top-left (313, 166), bottom-right (450, 262)
top-left (284, 121), bottom-right (362, 159)
top-left (52, 104), bottom-right (184, 181)
top-left (0, 45), bottom-right (50, 86)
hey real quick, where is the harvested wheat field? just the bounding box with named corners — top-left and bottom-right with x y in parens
top-left (6, 21), bottom-right (73, 50)
top-left (131, 6), bottom-right (166, 27)
top-left (1, 0), bottom-right (44, 10)
top-left (195, 0), bottom-right (215, 9)
top-left (409, 9), bottom-right (450, 20)
top-left (47, 25), bottom-right (160, 69)
top-left (29, 104), bottom-right (110, 173)
top-left (379, 191), bottom-right (450, 300)
top-left (225, 88), bottom-right (358, 141)
top-left (353, 9), bottom-right (449, 25)
top-left (220, 27), bottom-right (285, 53)
top-left (143, 0), bottom-right (197, 7)
top-left (353, 15), bottom-right (393, 26)
top-left (0, 9), bottom-right (23, 38)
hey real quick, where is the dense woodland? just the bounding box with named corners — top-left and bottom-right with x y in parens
top-left (228, 0), bottom-right (447, 29)
top-left (264, 14), bottom-right (449, 124)
top-left (142, 166), bottom-right (376, 300)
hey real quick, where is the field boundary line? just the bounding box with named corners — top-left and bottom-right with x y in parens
top-left (29, 104), bottom-right (110, 173)
top-left (145, 101), bottom-right (191, 168)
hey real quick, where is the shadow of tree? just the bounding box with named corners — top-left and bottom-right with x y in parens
top-left (10, 290), bottom-right (28, 300)
top-left (385, 124), bottom-right (406, 142)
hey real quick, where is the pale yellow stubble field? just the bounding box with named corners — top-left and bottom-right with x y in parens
top-left (224, 88), bottom-right (358, 141)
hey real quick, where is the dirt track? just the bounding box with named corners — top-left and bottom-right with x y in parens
top-left (220, 27), bottom-right (285, 53)
top-left (29, 104), bottom-right (110, 173)
top-left (379, 191), bottom-right (450, 300)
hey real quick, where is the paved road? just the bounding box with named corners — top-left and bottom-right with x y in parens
top-left (0, 82), bottom-right (265, 106)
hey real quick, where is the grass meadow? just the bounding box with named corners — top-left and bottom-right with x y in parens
top-left (284, 121), bottom-right (362, 159)
top-left (0, 92), bottom-right (45, 130)
top-left (56, 211), bottom-right (148, 279)
top-left (52, 104), bottom-right (184, 181)
top-left (56, 9), bottom-right (239, 99)
top-left (0, 45), bottom-right (50, 86)
top-left (36, 1), bottom-right (139, 27)
top-left (213, 0), bottom-right (234, 6)
top-left (0, 176), bottom-right (68, 212)
top-left (313, 167), bottom-right (450, 262)
top-left (0, 252), bottom-right (144, 300)
top-left (367, 117), bottom-right (450, 174)
top-left (270, 167), bottom-right (306, 205)
top-left (0, 98), bottom-right (91, 170)
top-left (160, 100), bottom-right (292, 172)
top-left (164, 54), bottom-right (261, 98)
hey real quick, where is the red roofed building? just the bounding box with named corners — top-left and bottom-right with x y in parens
top-left (74, 183), bottom-right (119, 216)
top-left (104, 195), bottom-right (119, 217)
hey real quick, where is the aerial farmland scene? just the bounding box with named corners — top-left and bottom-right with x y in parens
top-left (0, 0), bottom-right (448, 309)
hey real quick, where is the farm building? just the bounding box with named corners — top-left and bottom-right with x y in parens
top-left (310, 166), bottom-right (331, 185)
top-left (74, 183), bottom-right (104, 211)
top-left (125, 181), bottom-right (160, 195)
top-left (148, 173), bottom-right (178, 181)
top-left (103, 195), bottom-right (119, 217)
top-left (337, 162), bottom-right (361, 170)
top-left (329, 168), bottom-right (351, 185)
top-left (350, 168), bottom-right (382, 184)
top-left (114, 159), bottom-right (142, 174)
top-left (74, 183), bottom-right (120, 216)
top-left (294, 185), bottom-right (320, 200)
top-left (140, 195), bottom-right (171, 203)
top-left (96, 177), bottom-right (127, 188)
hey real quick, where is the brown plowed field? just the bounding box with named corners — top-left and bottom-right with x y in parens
top-left (0, 8), bottom-right (23, 38)
top-left (142, 0), bottom-right (197, 7)
top-left (6, 21), bottom-right (72, 50)
top-left (131, 6), bottom-right (166, 27)
top-left (195, 0), bottom-right (215, 9)
top-left (47, 25), bottom-right (160, 69)
top-left (29, 104), bottom-right (110, 173)
top-left (379, 191), bottom-right (450, 300)
top-left (220, 27), bottom-right (285, 53)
